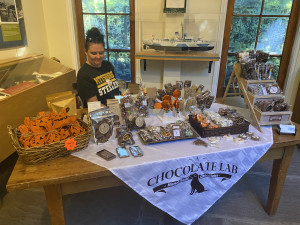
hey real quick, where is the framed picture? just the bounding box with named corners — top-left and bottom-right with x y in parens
top-left (164, 0), bottom-right (186, 13)
top-left (0, 0), bottom-right (27, 49)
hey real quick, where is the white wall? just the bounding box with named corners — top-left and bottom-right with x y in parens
top-left (135, 0), bottom-right (225, 95)
top-left (0, 0), bottom-right (79, 72)
top-left (42, 0), bottom-right (79, 71)
top-left (284, 20), bottom-right (300, 109)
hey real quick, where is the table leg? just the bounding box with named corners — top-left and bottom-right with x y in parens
top-left (44, 184), bottom-right (66, 225)
top-left (266, 145), bottom-right (295, 215)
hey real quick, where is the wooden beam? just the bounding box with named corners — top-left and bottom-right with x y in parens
top-left (216, 0), bottom-right (235, 98)
top-left (74, 0), bottom-right (86, 66)
top-left (130, 0), bottom-right (136, 83)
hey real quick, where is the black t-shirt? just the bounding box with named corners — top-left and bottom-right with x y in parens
top-left (77, 61), bottom-right (120, 107)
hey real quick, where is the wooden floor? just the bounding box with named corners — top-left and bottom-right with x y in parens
top-left (0, 147), bottom-right (299, 225)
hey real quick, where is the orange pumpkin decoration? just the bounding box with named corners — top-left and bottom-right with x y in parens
top-left (19, 135), bottom-right (32, 148)
top-left (24, 117), bottom-right (31, 127)
top-left (69, 125), bottom-right (85, 137)
top-left (30, 122), bottom-right (45, 133)
top-left (201, 120), bottom-right (209, 128)
top-left (35, 117), bottom-right (49, 128)
top-left (154, 102), bottom-right (162, 109)
top-left (53, 113), bottom-right (69, 129)
top-left (18, 124), bottom-right (29, 134)
top-left (38, 111), bottom-right (47, 117)
top-left (30, 134), bottom-right (46, 147)
top-left (172, 89), bottom-right (181, 98)
top-left (46, 132), bottom-right (61, 144)
top-left (162, 95), bottom-right (171, 101)
top-left (58, 128), bottom-right (70, 140)
top-left (45, 120), bottom-right (55, 132)
top-left (161, 99), bottom-right (171, 111)
top-left (173, 98), bottom-right (179, 110)
top-left (69, 115), bottom-right (80, 126)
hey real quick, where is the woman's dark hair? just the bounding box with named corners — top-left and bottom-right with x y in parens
top-left (85, 27), bottom-right (105, 50)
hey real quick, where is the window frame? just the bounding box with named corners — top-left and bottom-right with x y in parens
top-left (216, 0), bottom-right (300, 97)
top-left (74, 0), bottom-right (136, 83)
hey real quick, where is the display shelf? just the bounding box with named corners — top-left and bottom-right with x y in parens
top-left (254, 106), bottom-right (292, 126)
top-left (135, 51), bottom-right (220, 73)
top-left (247, 91), bottom-right (284, 105)
top-left (222, 63), bottom-right (292, 132)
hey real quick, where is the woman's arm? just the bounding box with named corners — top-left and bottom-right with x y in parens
top-left (87, 96), bottom-right (98, 102)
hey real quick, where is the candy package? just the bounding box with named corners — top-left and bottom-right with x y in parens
top-left (89, 107), bottom-right (114, 144)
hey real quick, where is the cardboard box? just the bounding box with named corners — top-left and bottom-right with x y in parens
top-left (0, 55), bottom-right (76, 163)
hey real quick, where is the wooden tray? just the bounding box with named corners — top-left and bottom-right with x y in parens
top-left (189, 115), bottom-right (250, 138)
top-left (254, 106), bottom-right (292, 125)
top-left (137, 127), bottom-right (199, 145)
top-left (247, 91), bottom-right (284, 105)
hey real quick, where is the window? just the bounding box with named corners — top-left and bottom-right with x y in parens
top-left (217, 0), bottom-right (299, 97)
top-left (74, 0), bottom-right (135, 82)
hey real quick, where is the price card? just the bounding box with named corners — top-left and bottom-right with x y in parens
top-left (88, 101), bottom-right (102, 113)
top-left (173, 129), bottom-right (181, 137)
top-left (277, 124), bottom-right (296, 135)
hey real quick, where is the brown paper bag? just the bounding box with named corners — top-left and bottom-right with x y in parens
top-left (46, 91), bottom-right (73, 109)
top-left (46, 92), bottom-right (77, 116)
top-left (146, 87), bottom-right (157, 98)
top-left (107, 99), bottom-right (123, 125)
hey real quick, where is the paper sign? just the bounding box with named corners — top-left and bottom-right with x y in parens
top-left (88, 101), bottom-right (102, 113)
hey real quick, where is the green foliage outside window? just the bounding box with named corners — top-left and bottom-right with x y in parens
top-left (224, 0), bottom-right (293, 90)
top-left (229, 17), bottom-right (259, 53)
top-left (107, 15), bottom-right (130, 50)
top-left (106, 0), bottom-right (129, 13)
top-left (257, 17), bottom-right (289, 54)
top-left (263, 0), bottom-right (292, 15)
top-left (82, 0), bottom-right (131, 82)
top-left (82, 0), bottom-right (104, 13)
top-left (233, 0), bottom-right (262, 15)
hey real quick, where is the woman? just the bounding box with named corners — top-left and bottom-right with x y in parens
top-left (77, 27), bottom-right (120, 108)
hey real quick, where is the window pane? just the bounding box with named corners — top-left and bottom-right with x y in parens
top-left (234, 0), bottom-right (262, 15)
top-left (83, 14), bottom-right (107, 48)
top-left (256, 17), bottom-right (289, 54)
top-left (268, 56), bottom-right (281, 80)
top-left (229, 16), bottom-right (259, 52)
top-left (82, 0), bottom-right (104, 13)
top-left (109, 51), bottom-right (131, 82)
top-left (107, 15), bottom-right (130, 50)
top-left (106, 0), bottom-right (129, 13)
top-left (263, 0), bottom-right (293, 15)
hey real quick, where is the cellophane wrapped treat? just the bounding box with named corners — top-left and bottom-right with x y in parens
top-left (89, 107), bottom-right (114, 144)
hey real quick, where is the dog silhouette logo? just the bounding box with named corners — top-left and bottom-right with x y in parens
top-left (189, 173), bottom-right (206, 195)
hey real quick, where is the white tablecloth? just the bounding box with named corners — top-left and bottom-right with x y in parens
top-left (73, 103), bottom-right (273, 224)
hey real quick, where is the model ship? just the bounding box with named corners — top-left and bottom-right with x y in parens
top-left (143, 38), bottom-right (214, 52)
top-left (143, 26), bottom-right (214, 52)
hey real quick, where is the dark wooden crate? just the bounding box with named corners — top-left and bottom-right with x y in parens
top-left (189, 115), bottom-right (250, 138)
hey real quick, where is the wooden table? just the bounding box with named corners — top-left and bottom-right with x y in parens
top-left (6, 124), bottom-right (300, 225)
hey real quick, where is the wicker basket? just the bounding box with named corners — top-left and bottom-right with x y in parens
top-left (189, 115), bottom-right (250, 138)
top-left (7, 119), bottom-right (91, 165)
